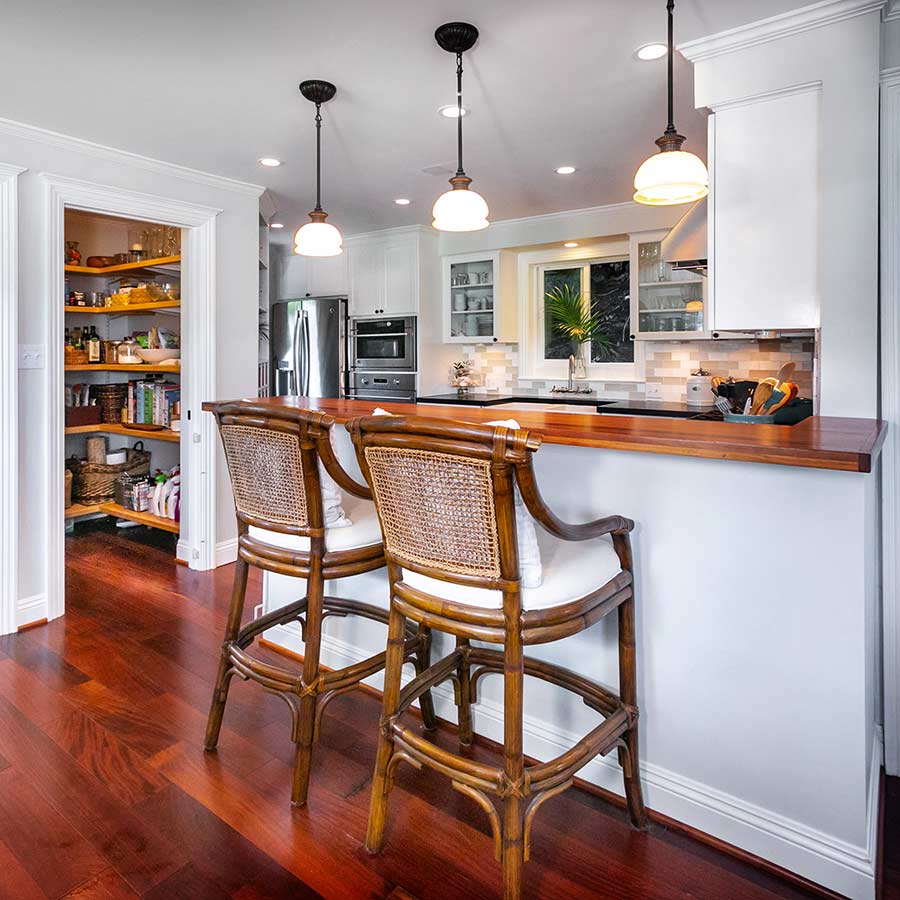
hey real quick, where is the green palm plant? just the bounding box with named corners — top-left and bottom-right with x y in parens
top-left (544, 283), bottom-right (610, 352)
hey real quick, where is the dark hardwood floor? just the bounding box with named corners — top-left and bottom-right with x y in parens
top-left (0, 520), bottom-right (893, 899)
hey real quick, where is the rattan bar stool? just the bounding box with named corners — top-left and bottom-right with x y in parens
top-left (205, 401), bottom-right (436, 807)
top-left (348, 415), bottom-right (648, 900)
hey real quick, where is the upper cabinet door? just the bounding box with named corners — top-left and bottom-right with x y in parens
top-left (307, 253), bottom-right (349, 297)
top-left (710, 89), bottom-right (820, 332)
top-left (348, 242), bottom-right (385, 317)
top-left (383, 240), bottom-right (418, 316)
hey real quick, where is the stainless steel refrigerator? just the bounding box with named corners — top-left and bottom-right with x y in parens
top-left (271, 296), bottom-right (348, 398)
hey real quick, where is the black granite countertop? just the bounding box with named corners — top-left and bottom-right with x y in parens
top-left (416, 393), bottom-right (716, 419)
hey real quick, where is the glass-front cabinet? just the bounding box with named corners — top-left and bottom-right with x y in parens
top-left (442, 251), bottom-right (516, 343)
top-left (629, 230), bottom-right (707, 340)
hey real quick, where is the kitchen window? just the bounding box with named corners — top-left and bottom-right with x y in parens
top-left (520, 243), bottom-right (642, 382)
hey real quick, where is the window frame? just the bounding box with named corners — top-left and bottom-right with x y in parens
top-left (517, 242), bottom-right (644, 383)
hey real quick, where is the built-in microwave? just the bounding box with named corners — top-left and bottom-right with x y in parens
top-left (351, 316), bottom-right (416, 371)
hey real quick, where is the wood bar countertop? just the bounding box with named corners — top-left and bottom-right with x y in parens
top-left (202, 396), bottom-right (886, 473)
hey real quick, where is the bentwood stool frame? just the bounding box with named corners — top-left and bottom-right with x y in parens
top-left (348, 414), bottom-right (648, 900)
top-left (205, 402), bottom-right (436, 806)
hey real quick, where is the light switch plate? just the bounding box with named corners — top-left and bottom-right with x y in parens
top-left (645, 382), bottom-right (662, 401)
top-left (18, 344), bottom-right (45, 369)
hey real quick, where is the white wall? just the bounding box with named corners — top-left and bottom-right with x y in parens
top-left (1, 121), bottom-right (260, 617)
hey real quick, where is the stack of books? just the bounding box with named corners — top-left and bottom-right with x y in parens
top-left (126, 380), bottom-right (180, 428)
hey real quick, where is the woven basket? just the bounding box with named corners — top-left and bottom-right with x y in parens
top-left (65, 348), bottom-right (89, 366)
top-left (93, 383), bottom-right (128, 424)
top-left (73, 441), bottom-right (150, 503)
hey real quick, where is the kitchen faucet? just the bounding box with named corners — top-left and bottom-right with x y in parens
top-left (550, 354), bottom-right (594, 395)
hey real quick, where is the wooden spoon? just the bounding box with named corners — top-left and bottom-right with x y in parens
top-left (750, 381), bottom-right (774, 415)
top-left (774, 362), bottom-right (796, 390)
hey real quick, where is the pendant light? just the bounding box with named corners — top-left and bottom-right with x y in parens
top-left (294, 79), bottom-right (343, 257)
top-left (432, 22), bottom-right (489, 232)
top-left (633, 1), bottom-right (709, 206)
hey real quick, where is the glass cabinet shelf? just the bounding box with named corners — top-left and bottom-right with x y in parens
top-left (630, 234), bottom-right (707, 339)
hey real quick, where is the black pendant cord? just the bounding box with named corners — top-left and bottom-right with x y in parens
top-left (455, 51), bottom-right (465, 177)
top-left (665, 0), bottom-right (676, 136)
top-left (314, 102), bottom-right (323, 212)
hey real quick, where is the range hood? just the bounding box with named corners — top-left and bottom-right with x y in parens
top-left (660, 198), bottom-right (707, 273)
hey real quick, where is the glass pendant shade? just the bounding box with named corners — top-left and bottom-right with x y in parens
top-left (633, 149), bottom-right (709, 206)
top-left (293, 215), bottom-right (343, 257)
top-left (432, 178), bottom-right (489, 232)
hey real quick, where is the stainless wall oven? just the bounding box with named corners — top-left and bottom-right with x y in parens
top-left (346, 371), bottom-right (417, 402)
top-left (351, 316), bottom-right (416, 371)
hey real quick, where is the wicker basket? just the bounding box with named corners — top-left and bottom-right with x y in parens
top-left (64, 469), bottom-right (73, 508)
top-left (72, 441), bottom-right (151, 503)
top-left (93, 383), bottom-right (128, 424)
top-left (65, 347), bottom-right (89, 366)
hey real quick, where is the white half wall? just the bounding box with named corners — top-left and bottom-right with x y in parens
top-left (263, 427), bottom-right (882, 900)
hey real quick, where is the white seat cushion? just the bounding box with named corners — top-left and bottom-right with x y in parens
top-left (402, 527), bottom-right (623, 611)
top-left (248, 494), bottom-right (382, 553)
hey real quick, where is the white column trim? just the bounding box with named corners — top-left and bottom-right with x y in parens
top-left (881, 69), bottom-right (900, 775)
top-left (0, 163), bottom-right (25, 636)
top-left (42, 174), bottom-right (222, 622)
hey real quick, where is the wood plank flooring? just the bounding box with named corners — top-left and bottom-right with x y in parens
top-left (0, 519), bottom-right (893, 899)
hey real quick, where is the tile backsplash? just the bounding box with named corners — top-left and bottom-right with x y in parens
top-left (456, 338), bottom-right (816, 403)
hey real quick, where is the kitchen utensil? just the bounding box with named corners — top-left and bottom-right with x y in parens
top-left (767, 383), bottom-right (798, 416)
top-left (711, 375), bottom-right (725, 394)
top-left (714, 397), bottom-right (732, 415)
top-left (750, 382), bottom-right (775, 415)
top-left (742, 396), bottom-right (753, 415)
top-left (774, 362), bottom-right (796, 389)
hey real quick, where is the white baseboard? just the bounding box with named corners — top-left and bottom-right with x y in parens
top-left (15, 593), bottom-right (49, 629)
top-left (214, 538), bottom-right (238, 567)
top-left (267, 621), bottom-right (878, 900)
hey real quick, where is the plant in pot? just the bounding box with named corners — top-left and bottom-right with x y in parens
top-left (544, 283), bottom-right (610, 380)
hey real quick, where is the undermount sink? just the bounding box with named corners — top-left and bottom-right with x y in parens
top-left (490, 401), bottom-right (607, 414)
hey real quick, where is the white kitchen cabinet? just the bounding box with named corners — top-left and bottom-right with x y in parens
top-left (442, 250), bottom-right (516, 344)
top-left (709, 91), bottom-right (820, 332)
top-left (629, 230), bottom-right (708, 341)
top-left (277, 252), bottom-right (348, 300)
top-left (346, 231), bottom-right (422, 318)
top-left (307, 253), bottom-right (348, 296)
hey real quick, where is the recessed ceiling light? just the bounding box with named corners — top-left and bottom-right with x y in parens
top-left (258, 157), bottom-right (282, 167)
top-left (634, 42), bottom-right (668, 61)
top-left (394, 198), bottom-right (411, 206)
top-left (556, 165), bottom-right (577, 175)
top-left (564, 241), bottom-right (579, 248)
top-left (270, 222), bottom-right (284, 229)
top-left (438, 104), bottom-right (469, 119)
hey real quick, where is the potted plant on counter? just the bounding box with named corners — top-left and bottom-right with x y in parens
top-left (544, 283), bottom-right (610, 379)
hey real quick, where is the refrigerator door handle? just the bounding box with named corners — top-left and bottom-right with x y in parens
top-left (302, 310), bottom-right (311, 396)
top-left (292, 308), bottom-right (302, 397)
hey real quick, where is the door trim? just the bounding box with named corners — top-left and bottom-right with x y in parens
top-left (43, 174), bottom-right (222, 622)
top-left (0, 163), bottom-right (25, 635)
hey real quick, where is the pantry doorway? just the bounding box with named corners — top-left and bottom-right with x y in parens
top-left (43, 175), bottom-right (220, 624)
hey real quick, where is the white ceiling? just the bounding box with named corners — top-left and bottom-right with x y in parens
top-left (1, 0), bottom-right (805, 236)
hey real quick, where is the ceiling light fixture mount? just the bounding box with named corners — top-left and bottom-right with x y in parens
top-left (431, 22), bottom-right (489, 232)
top-left (633, 1), bottom-right (709, 206)
top-left (294, 79), bottom-right (343, 257)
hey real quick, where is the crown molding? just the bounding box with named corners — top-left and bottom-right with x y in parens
top-left (258, 189), bottom-right (277, 221)
top-left (678, 0), bottom-right (886, 62)
top-left (883, 65), bottom-right (900, 85)
top-left (885, 0), bottom-right (900, 20)
top-left (343, 223), bottom-right (435, 243)
top-left (0, 116), bottom-right (265, 199)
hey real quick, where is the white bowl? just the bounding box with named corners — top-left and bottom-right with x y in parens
top-left (136, 348), bottom-right (180, 364)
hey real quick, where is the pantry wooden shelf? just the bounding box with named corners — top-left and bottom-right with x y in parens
top-left (64, 423), bottom-right (180, 443)
top-left (97, 502), bottom-right (180, 533)
top-left (64, 363), bottom-right (180, 373)
top-left (65, 502), bottom-right (102, 519)
top-left (65, 255), bottom-right (181, 275)
top-left (64, 300), bottom-right (180, 314)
